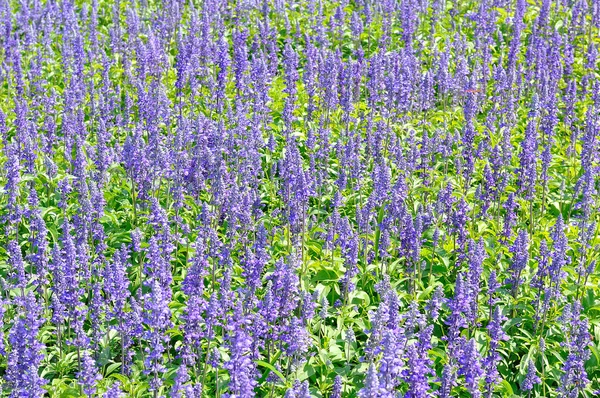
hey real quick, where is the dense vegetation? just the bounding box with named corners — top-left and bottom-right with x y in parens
top-left (0, 0), bottom-right (600, 396)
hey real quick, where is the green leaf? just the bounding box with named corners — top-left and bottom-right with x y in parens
top-left (257, 360), bottom-right (286, 384)
top-left (105, 362), bottom-right (122, 376)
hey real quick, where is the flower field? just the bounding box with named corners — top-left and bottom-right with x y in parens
top-left (1, 0), bottom-right (600, 396)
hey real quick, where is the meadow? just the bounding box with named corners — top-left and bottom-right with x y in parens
top-left (0, 0), bottom-right (600, 397)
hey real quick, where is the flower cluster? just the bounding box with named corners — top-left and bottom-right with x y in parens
top-left (0, 0), bottom-right (598, 396)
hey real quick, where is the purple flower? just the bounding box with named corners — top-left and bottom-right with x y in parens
top-left (105, 245), bottom-right (131, 323)
top-left (557, 302), bottom-right (591, 398)
top-left (501, 193), bottom-right (519, 242)
top-left (170, 364), bottom-right (191, 398)
top-left (7, 240), bottom-right (27, 292)
top-left (426, 285), bottom-right (445, 321)
top-left (378, 328), bottom-right (404, 390)
top-left (458, 338), bottom-right (484, 398)
top-left (445, 273), bottom-right (469, 354)
top-left (549, 215), bottom-right (569, 285)
top-left (507, 230), bottom-right (529, 297)
top-left (224, 328), bottom-right (257, 397)
top-left (466, 238), bottom-right (486, 324)
top-left (484, 306), bottom-right (508, 394)
top-left (285, 380), bottom-right (311, 398)
top-left (6, 293), bottom-right (46, 397)
top-left (517, 96), bottom-right (539, 200)
top-left (438, 363), bottom-right (457, 398)
top-left (330, 375), bottom-right (343, 398)
top-left (450, 199), bottom-right (470, 261)
top-left (103, 382), bottom-right (124, 398)
top-left (78, 350), bottom-right (101, 397)
top-left (521, 360), bottom-right (541, 392)
top-left (3, 143), bottom-right (22, 229)
top-left (403, 325), bottom-right (434, 398)
top-left (143, 279), bottom-right (172, 392)
top-left (358, 364), bottom-right (383, 398)
top-left (0, 297), bottom-right (5, 356)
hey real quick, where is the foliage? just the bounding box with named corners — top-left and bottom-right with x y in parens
top-left (0, 0), bottom-right (599, 397)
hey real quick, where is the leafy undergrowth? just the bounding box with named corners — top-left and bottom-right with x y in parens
top-left (0, 0), bottom-right (600, 397)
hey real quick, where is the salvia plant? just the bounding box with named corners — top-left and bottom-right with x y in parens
top-left (0, 0), bottom-right (600, 397)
